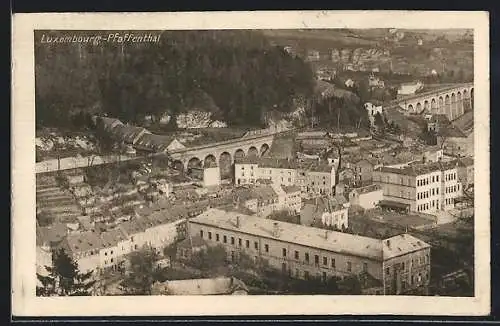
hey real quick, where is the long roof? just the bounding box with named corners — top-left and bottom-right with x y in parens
top-left (134, 133), bottom-right (176, 152)
top-left (65, 231), bottom-right (104, 253)
top-left (190, 208), bottom-right (428, 261)
top-left (375, 160), bottom-right (459, 176)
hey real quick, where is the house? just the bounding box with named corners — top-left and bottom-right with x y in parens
top-left (112, 124), bottom-right (149, 146)
top-left (59, 230), bottom-right (104, 274)
top-left (282, 185), bottom-right (302, 214)
top-left (351, 158), bottom-right (378, 186)
top-left (151, 277), bottom-right (249, 295)
top-left (99, 228), bottom-right (130, 272)
top-left (437, 126), bottom-right (474, 157)
top-left (306, 50), bottom-right (320, 62)
top-left (190, 208), bottom-right (431, 295)
top-left (348, 184), bottom-right (383, 210)
top-left (134, 133), bottom-right (186, 153)
top-left (300, 195), bottom-right (350, 229)
top-left (397, 81), bottom-right (424, 96)
top-left (427, 114), bottom-right (450, 133)
top-left (296, 162), bottom-right (336, 199)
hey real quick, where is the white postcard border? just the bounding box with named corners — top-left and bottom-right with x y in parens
top-left (12, 11), bottom-right (490, 316)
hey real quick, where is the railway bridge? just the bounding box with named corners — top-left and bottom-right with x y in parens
top-left (395, 83), bottom-right (474, 121)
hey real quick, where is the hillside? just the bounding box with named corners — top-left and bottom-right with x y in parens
top-left (35, 30), bottom-right (315, 129)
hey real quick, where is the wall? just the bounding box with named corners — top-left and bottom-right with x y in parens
top-left (204, 167), bottom-right (221, 187)
top-left (373, 171), bottom-right (417, 211)
top-left (358, 189), bottom-right (384, 210)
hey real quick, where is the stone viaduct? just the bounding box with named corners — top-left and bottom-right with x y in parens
top-left (395, 83), bottom-right (474, 121)
top-left (166, 132), bottom-right (276, 171)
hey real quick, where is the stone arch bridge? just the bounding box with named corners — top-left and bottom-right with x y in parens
top-left (162, 132), bottom-right (276, 172)
top-left (395, 83), bottom-right (473, 121)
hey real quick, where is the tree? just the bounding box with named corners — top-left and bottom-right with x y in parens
top-left (120, 245), bottom-right (160, 295)
top-left (36, 248), bottom-right (96, 296)
top-left (187, 245), bottom-right (227, 271)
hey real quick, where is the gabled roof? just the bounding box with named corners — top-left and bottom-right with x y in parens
top-left (65, 231), bottom-right (104, 254)
top-left (134, 133), bottom-right (177, 152)
top-left (352, 184), bottom-right (382, 195)
top-left (112, 124), bottom-right (149, 143)
top-left (100, 228), bottom-right (128, 248)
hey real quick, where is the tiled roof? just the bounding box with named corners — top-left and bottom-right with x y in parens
top-left (100, 228), bottom-right (128, 248)
top-left (375, 160), bottom-right (459, 176)
top-left (191, 208), bottom-right (428, 261)
top-left (65, 231), bottom-right (104, 254)
top-left (112, 124), bottom-right (149, 143)
top-left (234, 156), bottom-right (260, 165)
top-left (383, 233), bottom-right (431, 260)
top-left (119, 219), bottom-right (148, 236)
top-left (260, 157), bottom-right (297, 169)
top-left (134, 133), bottom-right (175, 152)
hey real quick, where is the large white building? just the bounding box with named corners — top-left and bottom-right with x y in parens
top-left (373, 160), bottom-right (463, 214)
top-left (189, 208), bottom-right (431, 295)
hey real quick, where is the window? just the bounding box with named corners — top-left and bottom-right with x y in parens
top-left (314, 255), bottom-right (319, 265)
top-left (282, 248), bottom-right (287, 257)
top-left (200, 230), bottom-right (204, 238)
top-left (401, 262), bottom-right (405, 270)
top-left (265, 244), bottom-right (269, 252)
top-left (323, 257), bottom-right (328, 266)
top-left (436, 188), bottom-right (439, 194)
top-left (331, 258), bottom-right (336, 268)
top-left (111, 250), bottom-right (113, 255)
top-left (305, 253), bottom-right (310, 263)
top-left (363, 262), bottom-right (368, 272)
top-left (386, 267), bottom-right (390, 275)
top-left (246, 240), bottom-right (250, 248)
top-left (254, 242), bottom-right (259, 250)
top-left (231, 237), bottom-right (235, 245)
top-left (216, 234), bottom-right (220, 242)
top-left (105, 252), bottom-right (108, 256)
top-left (347, 262), bottom-right (352, 272)
top-left (436, 175), bottom-right (439, 182)
top-left (294, 250), bottom-right (299, 259)
top-left (223, 235), bottom-right (227, 243)
top-left (131, 236), bottom-right (134, 242)
top-left (111, 258), bottom-right (114, 263)
top-left (304, 271), bottom-right (310, 280)
top-left (105, 260), bottom-right (107, 265)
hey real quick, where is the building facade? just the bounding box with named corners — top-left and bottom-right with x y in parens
top-left (189, 208), bottom-right (430, 295)
top-left (348, 184), bottom-right (383, 210)
top-left (373, 161), bottom-right (463, 214)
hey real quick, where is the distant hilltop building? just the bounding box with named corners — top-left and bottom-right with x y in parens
top-left (397, 81), bottom-right (424, 96)
top-left (306, 49), bottom-right (320, 62)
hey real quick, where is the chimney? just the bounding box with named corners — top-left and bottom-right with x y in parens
top-left (236, 215), bottom-right (241, 228)
top-left (272, 222), bottom-right (280, 238)
top-left (324, 230), bottom-right (329, 240)
top-left (386, 240), bottom-right (391, 248)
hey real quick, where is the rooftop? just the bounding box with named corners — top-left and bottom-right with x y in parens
top-left (375, 160), bottom-right (459, 176)
top-left (100, 228), bottom-right (128, 248)
top-left (189, 208), bottom-right (429, 261)
top-left (134, 133), bottom-right (176, 152)
top-left (36, 223), bottom-right (68, 246)
top-left (65, 231), bottom-right (104, 254)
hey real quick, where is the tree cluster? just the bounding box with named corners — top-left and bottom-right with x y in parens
top-left (37, 248), bottom-right (96, 296)
top-left (35, 30), bottom-right (315, 129)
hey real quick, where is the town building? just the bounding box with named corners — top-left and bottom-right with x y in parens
top-left (189, 208), bottom-right (431, 295)
top-left (133, 133), bottom-right (186, 153)
top-left (300, 195), bottom-right (350, 229)
top-left (372, 160), bottom-right (463, 214)
top-left (348, 184), bottom-right (383, 210)
top-left (350, 158), bottom-right (378, 186)
top-left (437, 126), bottom-right (474, 157)
top-left (427, 114), bottom-right (450, 133)
top-left (282, 185), bottom-right (302, 214)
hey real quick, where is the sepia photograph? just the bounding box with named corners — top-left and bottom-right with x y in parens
top-left (12, 11), bottom-right (490, 317)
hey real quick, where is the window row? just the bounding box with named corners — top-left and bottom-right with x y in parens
top-left (417, 175), bottom-right (439, 186)
top-left (445, 172), bottom-right (457, 181)
top-left (445, 184), bottom-right (459, 193)
top-left (417, 200), bottom-right (439, 212)
top-left (417, 188), bottom-right (439, 199)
